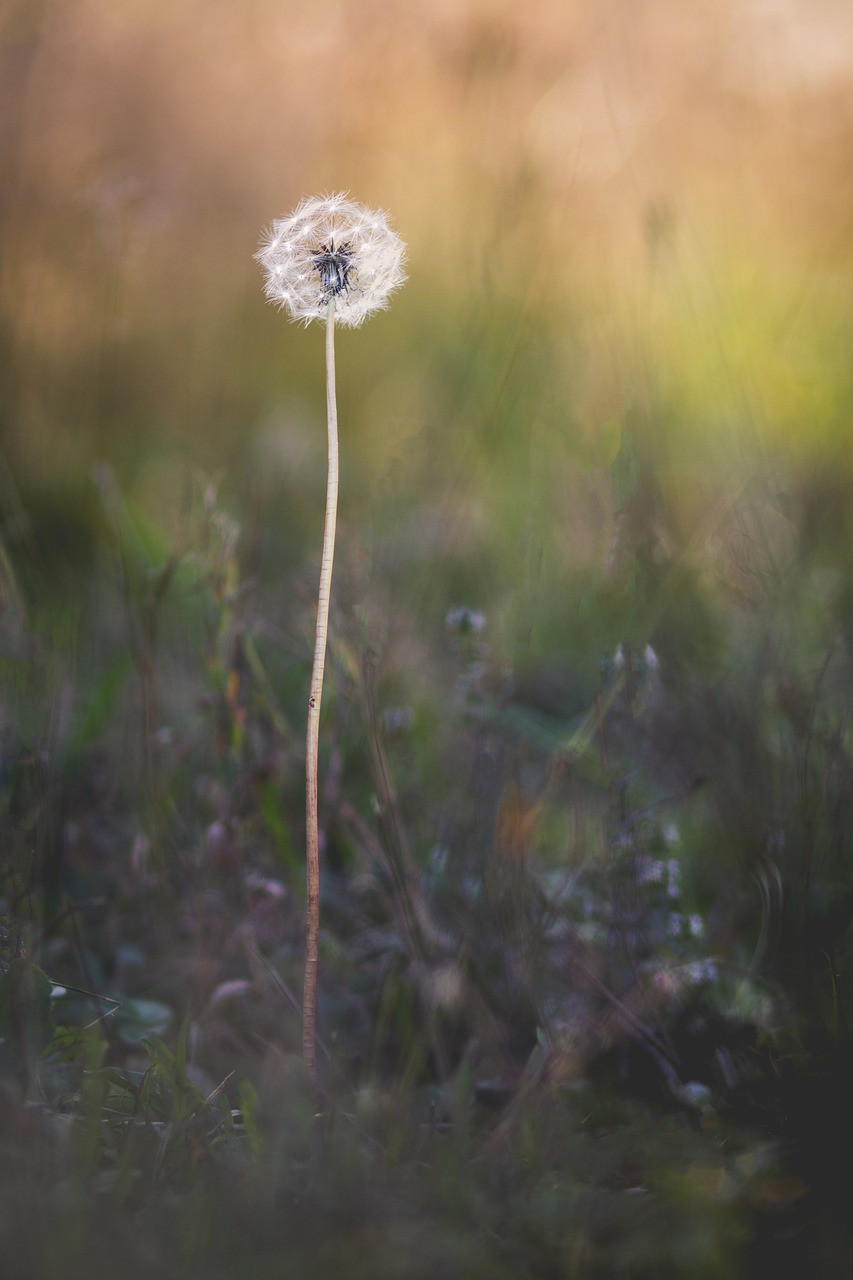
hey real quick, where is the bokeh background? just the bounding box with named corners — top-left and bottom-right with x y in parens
top-left (5, 3), bottom-right (853, 1273)
top-left (5, 0), bottom-right (853, 630)
top-left (5, 0), bottom-right (853, 941)
top-left (6, 0), bottom-right (853, 970)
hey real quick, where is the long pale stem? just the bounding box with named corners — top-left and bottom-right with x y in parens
top-left (303, 298), bottom-right (338, 1090)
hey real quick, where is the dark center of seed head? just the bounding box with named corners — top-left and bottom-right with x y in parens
top-left (311, 239), bottom-right (355, 300)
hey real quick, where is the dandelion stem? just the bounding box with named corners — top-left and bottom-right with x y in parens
top-left (304, 297), bottom-right (338, 1091)
top-left (257, 194), bottom-right (405, 1092)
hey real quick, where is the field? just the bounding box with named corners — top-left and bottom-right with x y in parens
top-left (3, 2), bottom-right (853, 1275)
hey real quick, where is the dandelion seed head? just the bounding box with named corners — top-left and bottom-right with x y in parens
top-left (256, 193), bottom-right (406, 328)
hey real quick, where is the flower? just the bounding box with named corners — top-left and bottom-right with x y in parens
top-left (637, 856), bottom-right (665, 885)
top-left (668, 912), bottom-right (684, 938)
top-left (445, 606), bottom-right (487, 634)
top-left (256, 193), bottom-right (406, 328)
top-left (685, 959), bottom-right (718, 986)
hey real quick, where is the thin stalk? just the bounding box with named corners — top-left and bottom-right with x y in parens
top-left (304, 297), bottom-right (338, 1090)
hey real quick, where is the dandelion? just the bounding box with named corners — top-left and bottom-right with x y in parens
top-left (256, 193), bottom-right (406, 328)
top-left (256, 194), bottom-right (407, 1090)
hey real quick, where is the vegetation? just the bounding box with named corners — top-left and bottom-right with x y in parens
top-left (4, 3), bottom-right (853, 1275)
top-left (3, 411), bottom-right (853, 1275)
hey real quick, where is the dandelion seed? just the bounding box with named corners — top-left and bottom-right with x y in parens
top-left (311, 239), bottom-right (355, 302)
top-left (256, 193), bottom-right (406, 328)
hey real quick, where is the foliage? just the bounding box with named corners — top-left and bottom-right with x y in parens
top-left (4, 2), bottom-right (853, 1272)
top-left (0, 427), bottom-right (852, 1278)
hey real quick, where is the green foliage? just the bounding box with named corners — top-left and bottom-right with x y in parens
top-left (3, 269), bottom-right (853, 1280)
top-left (1, 440), bottom-right (851, 1276)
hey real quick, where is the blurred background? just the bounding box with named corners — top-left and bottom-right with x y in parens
top-left (5, 0), bottom-right (853, 951)
top-left (4, 2), bottom-right (853, 1270)
top-left (3, 0), bottom-right (853, 920)
top-left (4, 0), bottom-right (853, 626)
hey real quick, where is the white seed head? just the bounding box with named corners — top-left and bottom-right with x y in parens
top-left (256, 193), bottom-right (407, 328)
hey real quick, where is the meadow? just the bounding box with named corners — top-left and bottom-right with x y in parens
top-left (3, 2), bottom-right (853, 1275)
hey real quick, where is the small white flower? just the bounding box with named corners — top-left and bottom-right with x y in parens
top-left (383, 706), bottom-right (414, 733)
top-left (256, 193), bottom-right (406, 328)
top-left (637, 856), bottom-right (665, 885)
top-left (445, 606), bottom-right (487, 634)
top-left (686, 959), bottom-right (719, 985)
top-left (688, 913), bottom-right (705, 938)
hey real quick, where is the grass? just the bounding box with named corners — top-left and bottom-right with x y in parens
top-left (3, 85), bottom-right (853, 1260)
top-left (3, 382), bottom-right (853, 1277)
